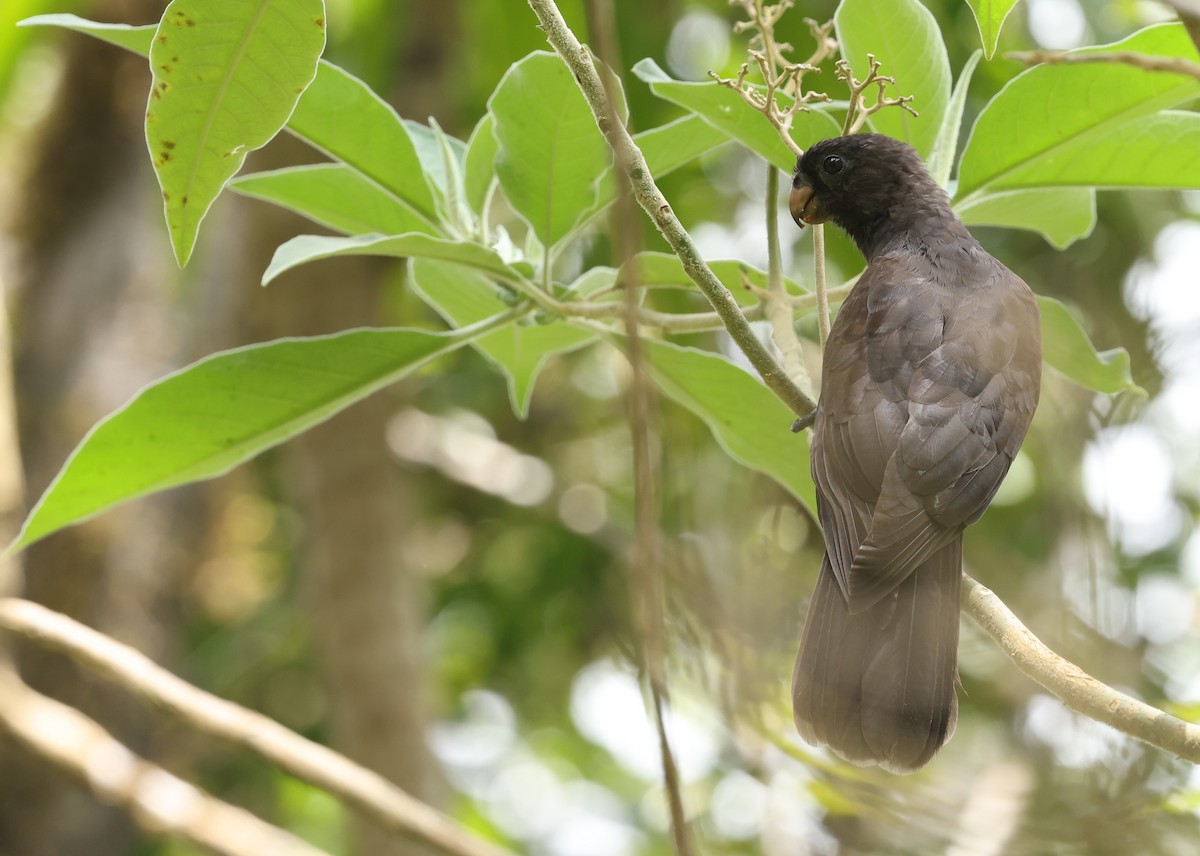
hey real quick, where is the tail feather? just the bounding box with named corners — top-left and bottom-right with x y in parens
top-left (792, 540), bottom-right (962, 774)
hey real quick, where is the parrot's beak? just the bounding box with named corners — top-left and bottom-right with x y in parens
top-left (789, 179), bottom-right (826, 228)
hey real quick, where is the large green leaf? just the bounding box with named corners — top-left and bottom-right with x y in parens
top-left (1038, 296), bottom-right (1144, 395)
top-left (287, 62), bottom-right (440, 225)
top-left (145, 0), bottom-right (326, 265)
top-left (410, 259), bottom-right (595, 417)
top-left (929, 51), bottom-right (981, 189)
top-left (631, 59), bottom-right (840, 172)
top-left (230, 164), bottom-right (436, 236)
top-left (957, 24), bottom-right (1200, 200)
top-left (634, 114), bottom-right (732, 176)
top-left (490, 52), bottom-right (612, 248)
top-left (21, 14), bottom-right (442, 234)
top-left (577, 115), bottom-right (733, 239)
top-left (990, 111), bottom-right (1200, 190)
top-left (404, 118), bottom-right (467, 198)
top-left (12, 328), bottom-right (473, 551)
top-left (643, 340), bottom-right (816, 515)
top-left (464, 113), bottom-right (499, 216)
top-left (835, 0), bottom-right (951, 157)
top-left (964, 0), bottom-right (1023, 59)
top-left (955, 187), bottom-right (1096, 248)
top-left (264, 233), bottom-right (526, 285)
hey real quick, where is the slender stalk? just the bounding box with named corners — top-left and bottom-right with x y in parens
top-left (1007, 48), bottom-right (1200, 81)
top-left (585, 1), bottom-right (695, 850)
top-left (764, 167), bottom-right (811, 390)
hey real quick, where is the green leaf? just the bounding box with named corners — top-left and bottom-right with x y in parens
top-left (964, 0), bottom-right (1023, 59)
top-left (631, 58), bottom-right (840, 172)
top-left (955, 187), bottom-right (1096, 248)
top-left (989, 111), bottom-right (1200, 190)
top-left (635, 114), bottom-right (733, 176)
top-left (264, 233), bottom-right (525, 286)
top-left (928, 50), bottom-right (981, 188)
top-left (835, 0), bottom-right (951, 157)
top-left (288, 62), bottom-right (440, 226)
top-left (490, 52), bottom-right (612, 248)
top-left (464, 113), bottom-right (499, 215)
top-left (410, 259), bottom-right (595, 417)
top-left (404, 118), bottom-right (467, 197)
top-left (957, 24), bottom-right (1200, 200)
top-left (230, 164), bottom-right (436, 236)
top-left (20, 15), bottom-right (442, 231)
top-left (562, 267), bottom-right (619, 299)
top-left (624, 251), bottom-right (806, 307)
top-left (643, 340), bottom-right (816, 515)
top-left (19, 13), bottom-right (155, 53)
top-left (12, 328), bottom-right (469, 551)
top-left (145, 0), bottom-right (326, 265)
top-left (1038, 296), bottom-right (1145, 396)
top-left (580, 115), bottom-right (733, 239)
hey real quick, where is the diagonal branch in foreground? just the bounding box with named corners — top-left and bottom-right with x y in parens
top-left (961, 575), bottom-right (1200, 764)
top-left (0, 666), bottom-right (331, 856)
top-left (0, 598), bottom-right (518, 856)
top-left (525, 0), bottom-right (817, 425)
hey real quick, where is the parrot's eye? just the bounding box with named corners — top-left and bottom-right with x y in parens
top-left (822, 155), bottom-right (846, 175)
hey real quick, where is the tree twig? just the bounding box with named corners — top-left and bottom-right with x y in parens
top-left (710, 7), bottom-right (836, 159)
top-left (525, 0), bottom-right (817, 424)
top-left (0, 598), bottom-right (519, 856)
top-left (584, 0), bottom-right (696, 850)
top-left (836, 54), bottom-right (919, 135)
top-left (1007, 48), bottom-right (1200, 81)
top-left (0, 665), bottom-right (332, 856)
top-left (960, 574), bottom-right (1200, 764)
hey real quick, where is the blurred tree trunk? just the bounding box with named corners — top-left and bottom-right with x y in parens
top-left (0, 1), bottom-right (224, 853)
top-left (236, 2), bottom-right (462, 852)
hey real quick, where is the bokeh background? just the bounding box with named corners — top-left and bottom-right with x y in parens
top-left (1, 0), bottom-right (1198, 854)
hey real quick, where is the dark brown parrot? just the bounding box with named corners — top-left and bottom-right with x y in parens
top-left (788, 134), bottom-right (1041, 773)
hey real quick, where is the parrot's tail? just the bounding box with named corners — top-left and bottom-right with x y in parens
top-left (791, 539), bottom-right (961, 774)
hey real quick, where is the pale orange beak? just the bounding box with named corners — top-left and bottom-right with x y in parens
top-left (789, 181), bottom-right (825, 228)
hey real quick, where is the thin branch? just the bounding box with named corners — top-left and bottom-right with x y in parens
top-left (961, 575), bottom-right (1200, 764)
top-left (0, 599), bottom-right (519, 856)
top-left (763, 166), bottom-right (812, 391)
top-left (836, 53), bottom-right (919, 135)
top-left (0, 666), bottom-right (332, 856)
top-left (585, 0), bottom-right (695, 849)
top-left (525, 0), bottom-right (818, 424)
top-left (1007, 49), bottom-right (1200, 81)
